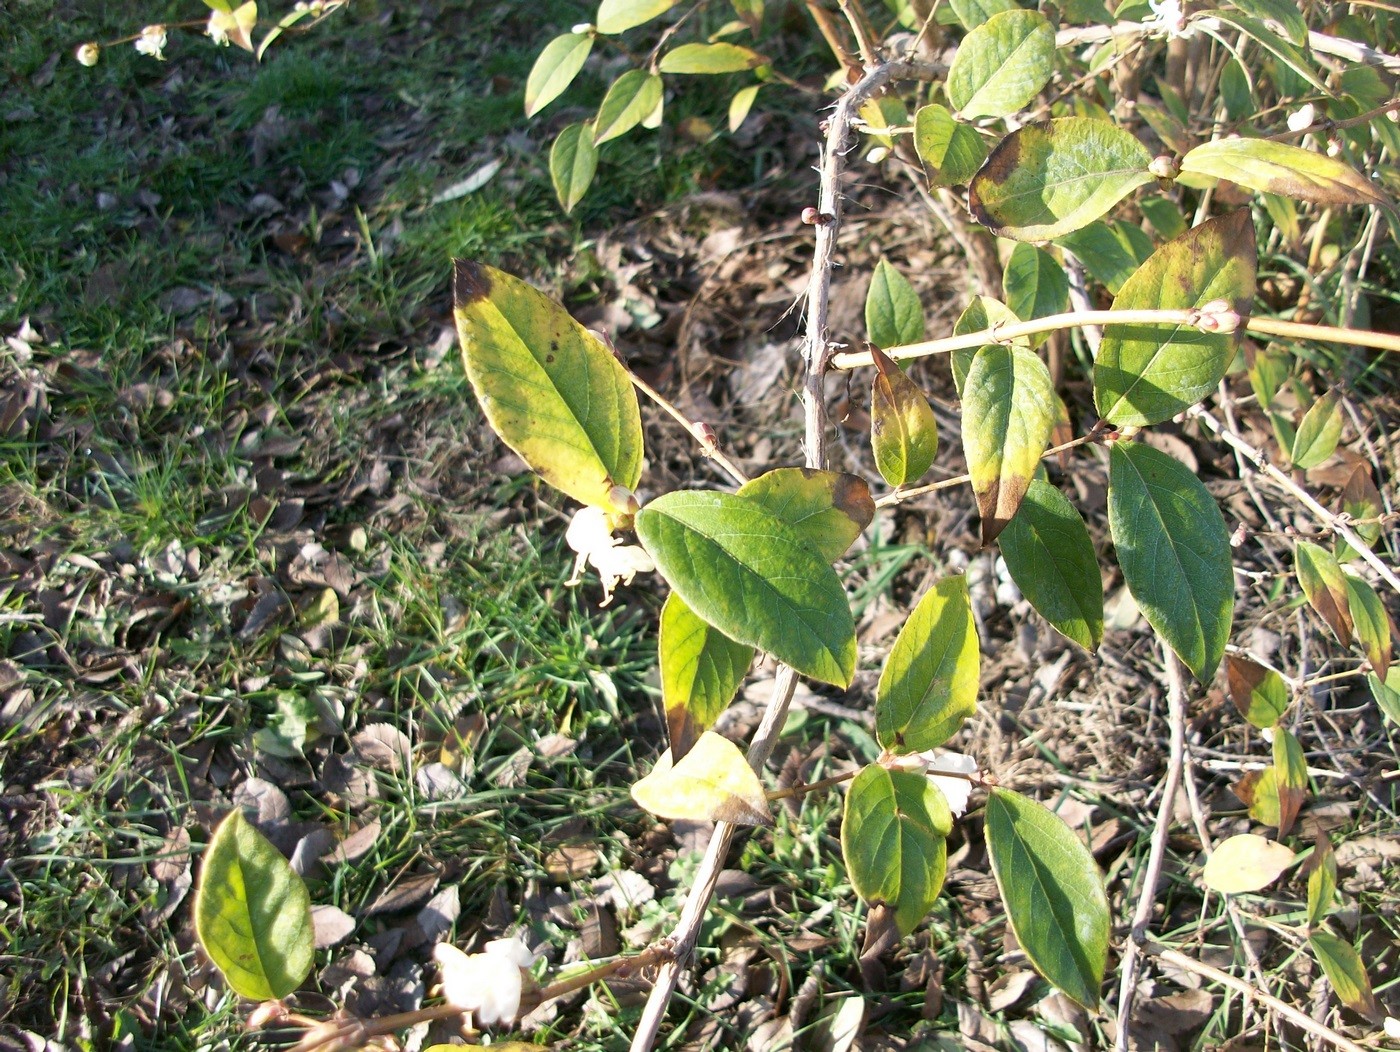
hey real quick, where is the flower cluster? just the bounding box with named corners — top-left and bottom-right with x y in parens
top-left (433, 936), bottom-right (536, 1028)
top-left (565, 505), bottom-right (654, 607)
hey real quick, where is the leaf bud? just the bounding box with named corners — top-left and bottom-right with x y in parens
top-left (1148, 154), bottom-right (1180, 181)
top-left (694, 421), bottom-right (718, 453)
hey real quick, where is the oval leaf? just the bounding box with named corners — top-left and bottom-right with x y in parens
top-left (525, 32), bottom-right (594, 118)
top-left (195, 810), bottom-right (314, 1001)
top-left (455, 261), bottom-right (642, 512)
top-left (1306, 836), bottom-right (1337, 928)
top-left (1004, 243), bottom-right (1069, 346)
top-left (1226, 655), bottom-right (1289, 729)
top-left (550, 122), bottom-right (598, 213)
top-left (595, 70), bottom-right (664, 145)
top-left (1180, 137), bottom-right (1391, 210)
top-left (1309, 930), bottom-right (1381, 1019)
top-left (728, 83), bottom-right (761, 132)
top-left (1056, 219), bottom-right (1155, 295)
top-left (661, 593), bottom-right (754, 760)
top-left (631, 730), bottom-right (771, 825)
top-left (1371, 666), bottom-right (1400, 725)
top-left (658, 42), bottom-right (765, 74)
top-left (597, 0), bottom-right (680, 33)
top-left (985, 788), bottom-right (1109, 1009)
top-left (969, 118), bottom-right (1154, 241)
top-left (952, 296), bottom-right (1023, 396)
top-left (962, 345), bottom-right (1056, 544)
top-left (1296, 540), bottom-right (1353, 648)
top-left (947, 9), bottom-right (1055, 120)
top-left (1095, 210), bottom-right (1256, 427)
top-left (1290, 388), bottom-right (1343, 469)
top-left (1273, 728), bottom-right (1308, 837)
top-left (1108, 442), bottom-right (1234, 681)
top-left (876, 576), bottom-right (979, 752)
top-left (737, 468), bottom-right (875, 563)
top-left (998, 478), bottom-right (1103, 650)
top-left (866, 259), bottom-right (925, 349)
top-left (635, 491), bottom-right (856, 686)
top-left (871, 345), bottom-right (939, 488)
top-left (915, 103), bottom-right (987, 188)
top-left (1203, 834), bottom-right (1295, 893)
top-left (1344, 572), bottom-right (1392, 680)
top-left (1336, 465), bottom-right (1383, 563)
top-left (841, 765), bottom-right (951, 935)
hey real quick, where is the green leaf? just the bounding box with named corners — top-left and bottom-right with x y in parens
top-left (914, 104), bottom-right (987, 188)
top-left (1309, 930), bottom-right (1381, 1019)
top-left (1306, 836), bottom-right (1337, 928)
top-left (1369, 666), bottom-right (1400, 725)
top-left (737, 468), bottom-right (875, 563)
top-left (661, 593), bottom-right (754, 760)
top-left (455, 261), bottom-right (641, 513)
top-left (1203, 833), bottom-right (1295, 893)
top-left (1108, 442), bottom-right (1234, 680)
top-left (841, 765), bottom-right (951, 935)
top-left (596, 0), bottom-right (680, 33)
top-left (1248, 344), bottom-right (1291, 409)
top-left (1055, 220), bottom-right (1153, 295)
top-left (1094, 211), bottom-right (1256, 426)
top-left (1273, 728), bottom-right (1307, 837)
top-left (952, 296), bottom-right (1022, 396)
top-left (948, 0), bottom-right (1017, 30)
top-left (635, 491), bottom-right (856, 686)
top-left (1229, 0), bottom-right (1308, 45)
top-left (1235, 766), bottom-right (1282, 827)
top-left (1139, 196), bottom-right (1187, 240)
top-left (1225, 655), bottom-right (1289, 729)
top-left (866, 259), bottom-right (926, 349)
top-left (594, 70), bottom-right (664, 145)
top-left (1180, 137), bottom-right (1390, 211)
top-left (659, 42), bottom-right (765, 73)
top-left (947, 10), bottom-right (1055, 120)
top-left (871, 346), bottom-right (940, 488)
top-left (1335, 465), bottom-right (1383, 563)
top-left (525, 32), bottom-right (594, 117)
top-left (631, 730), bottom-right (771, 825)
top-left (1296, 540), bottom-right (1354, 648)
top-left (728, 83), bottom-right (761, 132)
top-left (195, 810), bottom-right (314, 1001)
top-left (1289, 388), bottom-right (1343, 469)
top-left (962, 345), bottom-right (1056, 544)
top-left (876, 576), bottom-right (979, 752)
top-left (1003, 243), bottom-right (1069, 345)
top-left (1219, 57), bottom-right (1252, 122)
top-left (731, 0), bottom-right (764, 30)
top-left (999, 478), bottom-right (1103, 650)
top-left (550, 122), bottom-right (599, 214)
top-left (1208, 11), bottom-right (1329, 94)
top-left (969, 118), bottom-right (1154, 241)
top-left (1344, 573), bottom-right (1392, 680)
top-left (859, 96), bottom-right (908, 150)
top-left (985, 788), bottom-right (1109, 1009)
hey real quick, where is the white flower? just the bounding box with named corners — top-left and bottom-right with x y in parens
top-left (1287, 104), bottom-right (1316, 132)
top-left (1147, 0), bottom-right (1188, 37)
top-left (135, 24), bottom-right (167, 59)
top-left (75, 42), bottom-right (100, 66)
top-left (206, 10), bottom-right (231, 45)
top-left (565, 505), bottom-right (654, 607)
top-left (887, 750), bottom-right (979, 817)
top-left (1384, 1017), bottom-right (1400, 1039)
top-left (433, 936), bottom-right (536, 1028)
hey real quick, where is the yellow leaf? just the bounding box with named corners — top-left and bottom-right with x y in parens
top-left (1202, 834), bottom-right (1295, 894)
top-left (630, 731), bottom-right (771, 826)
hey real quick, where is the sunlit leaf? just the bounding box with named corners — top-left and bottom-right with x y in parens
top-left (1180, 137), bottom-right (1390, 210)
top-left (876, 576), bottom-right (979, 752)
top-left (1310, 930), bottom-right (1381, 1019)
top-left (1003, 243), bottom-right (1069, 346)
top-left (951, 296), bottom-right (1022, 395)
top-left (1306, 836), bottom-right (1337, 928)
top-left (455, 261), bottom-right (641, 513)
top-left (999, 478), bottom-right (1103, 649)
top-left (1108, 442), bottom-right (1234, 680)
top-left (1226, 655), bottom-right (1289, 729)
top-left (550, 122), bottom-right (598, 213)
top-left (728, 83), bottom-right (761, 132)
top-left (985, 788), bottom-right (1109, 1009)
top-left (969, 118), bottom-right (1154, 241)
top-left (1248, 344), bottom-right (1291, 409)
top-left (842, 765), bottom-right (951, 935)
top-left (1290, 388), bottom-right (1343, 469)
top-left (737, 468), bottom-right (875, 562)
top-left (1208, 12), bottom-right (1329, 94)
top-left (871, 345), bottom-right (939, 488)
top-left (1230, 0), bottom-right (1307, 45)
top-left (1336, 465), bottom-right (1383, 563)
top-left (866, 259), bottom-right (925, 349)
top-left (962, 345), bottom-right (1056, 544)
top-left (947, 10), bottom-right (1055, 119)
top-left (1296, 540), bottom-right (1354, 648)
top-left (631, 731), bottom-right (771, 825)
top-left (195, 810), bottom-right (314, 1000)
top-left (596, 0), bottom-right (680, 33)
top-left (1371, 666), bottom-right (1400, 724)
top-left (1344, 573), bottom-right (1392, 680)
top-left (659, 42), bottom-right (765, 73)
top-left (914, 104), bottom-right (987, 188)
top-left (594, 70), bottom-right (664, 145)
top-left (1202, 834), bottom-right (1294, 894)
top-left (525, 32), bottom-right (594, 117)
top-left (948, 0), bottom-right (1017, 31)
top-left (1095, 211), bottom-right (1255, 426)
top-left (1273, 728), bottom-right (1307, 837)
top-left (660, 594), bottom-right (754, 760)
top-left (1234, 766), bottom-right (1282, 827)
top-left (635, 491), bottom-right (856, 686)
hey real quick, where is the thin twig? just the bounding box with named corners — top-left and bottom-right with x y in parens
top-left (875, 434), bottom-right (1096, 507)
top-left (626, 369), bottom-right (750, 486)
top-left (1114, 649), bottom-right (1189, 1051)
top-left (1143, 944), bottom-right (1371, 1052)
